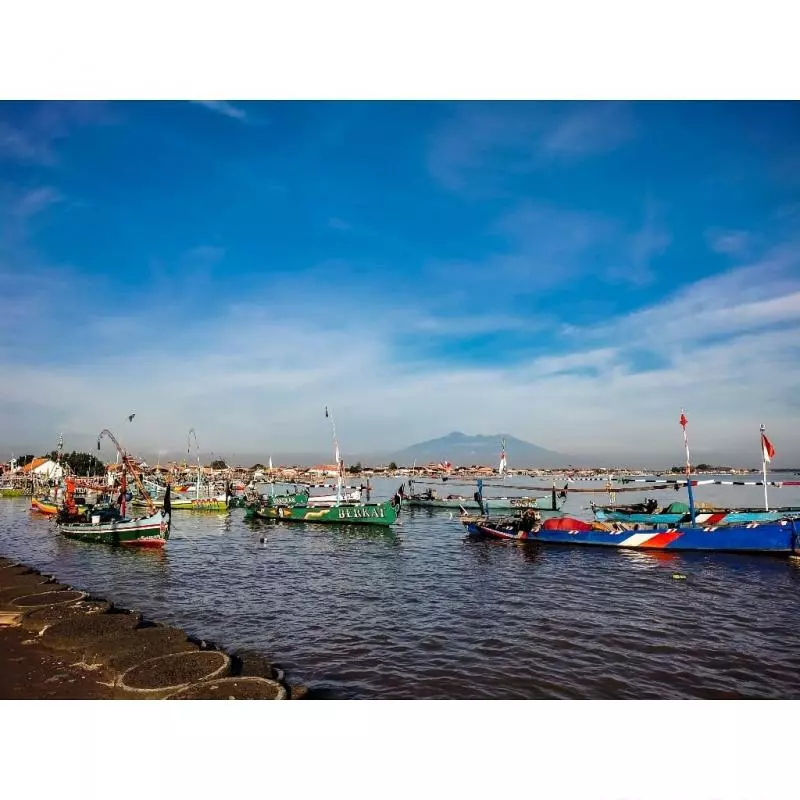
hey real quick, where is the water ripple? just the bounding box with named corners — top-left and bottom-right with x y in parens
top-left (2, 479), bottom-right (800, 698)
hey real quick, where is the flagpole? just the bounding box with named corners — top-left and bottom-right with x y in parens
top-left (760, 423), bottom-right (769, 511)
top-left (679, 410), bottom-right (696, 526)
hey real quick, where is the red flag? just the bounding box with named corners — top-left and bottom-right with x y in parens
top-left (762, 432), bottom-right (775, 463)
top-left (679, 411), bottom-right (688, 428)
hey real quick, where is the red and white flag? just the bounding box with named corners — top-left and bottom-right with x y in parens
top-left (761, 430), bottom-right (775, 463)
top-left (679, 411), bottom-right (688, 429)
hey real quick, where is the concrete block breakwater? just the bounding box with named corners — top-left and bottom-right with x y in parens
top-left (0, 554), bottom-right (308, 700)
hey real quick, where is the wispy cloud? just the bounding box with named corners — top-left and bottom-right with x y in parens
top-left (327, 217), bottom-right (351, 231)
top-left (541, 102), bottom-right (635, 159)
top-left (427, 102), bottom-right (635, 194)
top-left (0, 102), bottom-right (112, 166)
top-left (706, 228), bottom-right (752, 256)
top-left (614, 196), bottom-right (672, 285)
top-left (0, 120), bottom-right (55, 165)
top-left (192, 100), bottom-right (248, 121)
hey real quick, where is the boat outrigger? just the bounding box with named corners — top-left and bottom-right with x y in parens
top-left (56, 428), bottom-right (171, 548)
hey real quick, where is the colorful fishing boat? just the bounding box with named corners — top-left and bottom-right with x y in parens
top-left (56, 428), bottom-right (171, 548)
top-left (464, 413), bottom-right (800, 555)
top-left (57, 508), bottom-right (170, 548)
top-left (464, 515), bottom-right (800, 555)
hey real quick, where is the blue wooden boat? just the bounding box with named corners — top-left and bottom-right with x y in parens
top-left (463, 515), bottom-right (800, 555)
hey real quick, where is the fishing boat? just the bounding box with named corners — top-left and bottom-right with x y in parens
top-left (31, 495), bottom-right (61, 515)
top-left (464, 414), bottom-right (800, 555)
top-left (246, 494), bottom-right (398, 526)
top-left (252, 484), bottom-right (363, 508)
top-left (404, 478), bottom-right (566, 517)
top-left (245, 408), bottom-right (399, 527)
top-left (463, 514), bottom-right (800, 554)
top-left (591, 499), bottom-right (800, 526)
top-left (132, 493), bottom-right (229, 512)
top-left (56, 428), bottom-right (171, 548)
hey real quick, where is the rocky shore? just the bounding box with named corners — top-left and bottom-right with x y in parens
top-left (0, 554), bottom-right (308, 700)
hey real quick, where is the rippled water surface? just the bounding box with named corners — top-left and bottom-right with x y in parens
top-left (2, 478), bottom-right (800, 698)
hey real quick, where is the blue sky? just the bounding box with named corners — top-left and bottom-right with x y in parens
top-left (1, 101), bottom-right (799, 464)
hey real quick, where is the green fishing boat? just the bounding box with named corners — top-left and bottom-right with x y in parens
top-left (246, 407), bottom-right (400, 526)
top-left (245, 494), bottom-right (398, 526)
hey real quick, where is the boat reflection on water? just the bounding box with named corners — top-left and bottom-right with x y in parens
top-left (617, 548), bottom-right (682, 569)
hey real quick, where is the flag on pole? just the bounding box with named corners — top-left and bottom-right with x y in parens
top-left (325, 406), bottom-right (329, 418)
top-left (128, 413), bottom-right (136, 422)
top-left (761, 427), bottom-right (775, 463)
top-left (679, 411), bottom-right (687, 429)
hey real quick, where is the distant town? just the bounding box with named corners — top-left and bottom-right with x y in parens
top-left (1, 451), bottom-right (790, 484)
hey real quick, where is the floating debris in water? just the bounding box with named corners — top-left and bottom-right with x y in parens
top-left (672, 573), bottom-right (687, 580)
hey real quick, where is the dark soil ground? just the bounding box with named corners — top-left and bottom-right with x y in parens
top-left (0, 624), bottom-right (116, 699)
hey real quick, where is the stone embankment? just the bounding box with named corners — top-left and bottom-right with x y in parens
top-left (0, 555), bottom-right (308, 700)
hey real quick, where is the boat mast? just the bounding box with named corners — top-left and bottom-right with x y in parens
top-left (98, 428), bottom-right (155, 515)
top-left (188, 428), bottom-right (201, 499)
top-left (325, 406), bottom-right (342, 505)
top-left (269, 455), bottom-right (274, 497)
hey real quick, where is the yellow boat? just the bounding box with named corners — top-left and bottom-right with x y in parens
top-left (31, 496), bottom-right (59, 515)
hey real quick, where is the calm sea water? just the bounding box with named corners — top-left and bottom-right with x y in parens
top-left (2, 476), bottom-right (800, 699)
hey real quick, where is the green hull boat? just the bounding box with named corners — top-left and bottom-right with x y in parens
top-left (245, 499), bottom-right (398, 527)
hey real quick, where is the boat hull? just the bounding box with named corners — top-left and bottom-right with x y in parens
top-left (466, 519), bottom-right (800, 553)
top-left (57, 511), bottom-right (170, 547)
top-left (31, 496), bottom-right (59, 515)
top-left (132, 496), bottom-right (229, 511)
top-left (1, 488), bottom-right (27, 498)
top-left (246, 501), bottom-right (397, 527)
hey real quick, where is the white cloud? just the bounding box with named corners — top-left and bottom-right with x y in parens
top-left (2, 249), bottom-right (799, 466)
top-left (192, 100), bottom-right (248, 121)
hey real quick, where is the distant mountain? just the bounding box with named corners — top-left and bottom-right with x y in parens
top-left (387, 432), bottom-right (569, 468)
